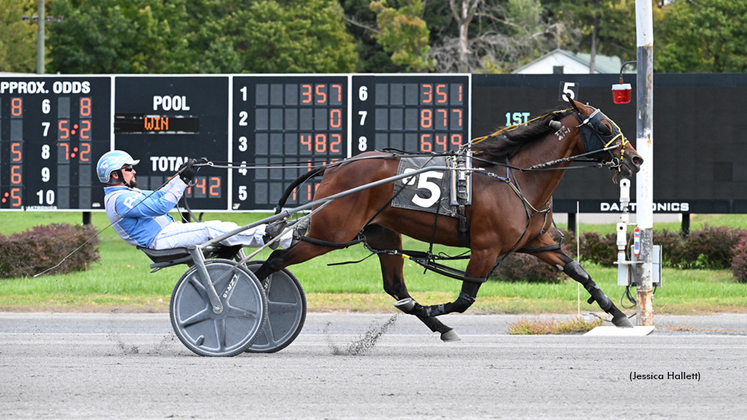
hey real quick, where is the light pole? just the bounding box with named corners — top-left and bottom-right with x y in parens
top-left (635, 0), bottom-right (655, 326)
top-left (22, 1), bottom-right (62, 74)
top-left (37, 0), bottom-right (45, 74)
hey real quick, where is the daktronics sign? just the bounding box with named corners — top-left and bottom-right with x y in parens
top-left (599, 202), bottom-right (690, 212)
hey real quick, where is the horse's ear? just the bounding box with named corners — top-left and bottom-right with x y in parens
top-left (594, 120), bottom-right (613, 136)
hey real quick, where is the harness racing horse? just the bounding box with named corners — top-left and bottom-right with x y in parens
top-left (254, 100), bottom-right (644, 340)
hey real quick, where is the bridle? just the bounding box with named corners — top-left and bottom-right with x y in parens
top-left (569, 103), bottom-right (629, 173)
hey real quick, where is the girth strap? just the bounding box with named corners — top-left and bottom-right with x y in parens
top-left (517, 243), bottom-right (561, 254)
top-left (299, 235), bottom-right (365, 249)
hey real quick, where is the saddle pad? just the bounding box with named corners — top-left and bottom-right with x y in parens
top-left (392, 156), bottom-right (456, 217)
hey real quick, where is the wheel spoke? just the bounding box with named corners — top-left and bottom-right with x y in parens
top-left (261, 322), bottom-right (279, 347)
top-left (226, 305), bottom-right (260, 321)
top-left (215, 318), bottom-right (227, 351)
top-left (268, 301), bottom-right (300, 313)
top-left (177, 307), bottom-right (211, 328)
top-left (187, 275), bottom-right (210, 303)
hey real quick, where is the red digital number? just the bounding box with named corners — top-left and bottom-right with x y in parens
top-left (435, 134), bottom-right (448, 151)
top-left (11, 142), bottom-right (22, 162)
top-left (11, 98), bottom-right (22, 117)
top-left (420, 109), bottom-right (432, 129)
top-left (80, 97), bottom-right (92, 117)
top-left (188, 177), bottom-right (206, 197)
top-left (330, 134), bottom-right (341, 154)
top-left (59, 143), bottom-right (69, 160)
top-left (451, 134), bottom-right (462, 148)
top-left (301, 84), bottom-right (313, 104)
top-left (437, 109), bottom-right (448, 130)
top-left (80, 142), bottom-right (91, 162)
top-left (315, 84), bottom-right (327, 104)
top-left (436, 84), bottom-right (448, 104)
top-left (331, 84), bottom-right (343, 103)
top-left (300, 134), bottom-right (312, 151)
top-left (421, 84), bottom-right (432, 104)
top-left (420, 134), bottom-right (432, 152)
top-left (58, 120), bottom-right (70, 140)
top-left (451, 109), bottom-right (462, 128)
top-left (11, 188), bottom-right (22, 207)
top-left (209, 177), bottom-right (221, 197)
top-left (80, 120), bottom-right (91, 139)
top-left (329, 109), bottom-right (342, 129)
top-left (315, 134), bottom-right (326, 153)
top-left (11, 165), bottom-right (22, 185)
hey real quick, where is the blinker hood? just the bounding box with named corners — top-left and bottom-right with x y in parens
top-left (574, 108), bottom-right (624, 156)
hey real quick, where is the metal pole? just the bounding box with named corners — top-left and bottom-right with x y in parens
top-left (635, 0), bottom-right (654, 326)
top-left (36, 0), bottom-right (45, 74)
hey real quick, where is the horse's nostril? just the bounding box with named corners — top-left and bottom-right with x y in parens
top-left (633, 156), bottom-right (644, 166)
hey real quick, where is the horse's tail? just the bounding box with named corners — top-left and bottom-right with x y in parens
top-left (274, 165), bottom-right (327, 214)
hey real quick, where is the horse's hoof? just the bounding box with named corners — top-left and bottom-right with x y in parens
top-left (440, 329), bottom-right (461, 342)
top-left (612, 314), bottom-right (634, 328)
top-left (394, 298), bottom-right (416, 313)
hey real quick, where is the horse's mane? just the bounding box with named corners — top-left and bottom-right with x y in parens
top-left (472, 107), bottom-right (574, 163)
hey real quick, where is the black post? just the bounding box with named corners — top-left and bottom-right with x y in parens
top-left (82, 212), bottom-right (91, 225)
top-left (567, 212), bottom-right (577, 236)
top-left (681, 213), bottom-right (690, 238)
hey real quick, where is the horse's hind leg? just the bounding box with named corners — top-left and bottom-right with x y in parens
top-left (527, 235), bottom-right (633, 327)
top-left (363, 225), bottom-right (457, 340)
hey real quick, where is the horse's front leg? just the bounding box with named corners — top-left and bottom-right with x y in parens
top-left (396, 249), bottom-right (496, 341)
top-left (527, 234), bottom-right (633, 327)
top-left (363, 225), bottom-right (457, 341)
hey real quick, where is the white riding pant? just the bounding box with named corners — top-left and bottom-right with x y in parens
top-left (150, 220), bottom-right (292, 250)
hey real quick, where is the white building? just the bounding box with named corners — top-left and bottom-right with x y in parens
top-left (513, 48), bottom-right (633, 74)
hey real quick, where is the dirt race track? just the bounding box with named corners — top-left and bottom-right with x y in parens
top-left (1, 312), bottom-right (746, 419)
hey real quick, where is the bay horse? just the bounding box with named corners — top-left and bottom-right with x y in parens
top-left (254, 100), bottom-right (644, 340)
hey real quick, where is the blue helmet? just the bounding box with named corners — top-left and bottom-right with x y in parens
top-left (96, 150), bottom-right (140, 183)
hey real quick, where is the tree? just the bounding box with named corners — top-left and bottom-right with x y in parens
top-left (339, 0), bottom-right (405, 73)
top-left (0, 0), bottom-right (38, 73)
top-left (48, 0), bottom-right (184, 74)
top-left (655, 0), bottom-right (747, 73)
top-left (46, 0), bottom-right (357, 74)
top-left (431, 0), bottom-right (567, 73)
top-left (544, 0), bottom-right (638, 70)
top-left (370, 0), bottom-right (433, 71)
top-left (227, 0), bottom-right (358, 73)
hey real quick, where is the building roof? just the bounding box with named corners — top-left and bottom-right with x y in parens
top-left (513, 49), bottom-right (634, 75)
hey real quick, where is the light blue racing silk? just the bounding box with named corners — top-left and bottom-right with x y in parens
top-left (104, 176), bottom-right (187, 248)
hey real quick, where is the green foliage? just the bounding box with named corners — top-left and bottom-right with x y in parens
top-left (0, 223), bottom-right (100, 278)
top-left (47, 0), bottom-right (357, 74)
top-left (577, 225), bottom-right (746, 273)
top-left (0, 0), bottom-right (38, 72)
top-left (48, 0), bottom-right (185, 73)
top-left (730, 235), bottom-right (747, 284)
top-left (231, 0), bottom-right (357, 73)
top-left (370, 0), bottom-right (433, 72)
top-left (545, 0), bottom-right (639, 63)
top-left (491, 252), bottom-right (562, 283)
top-left (655, 0), bottom-right (747, 73)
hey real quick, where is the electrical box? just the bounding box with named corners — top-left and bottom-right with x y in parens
top-left (617, 244), bottom-right (663, 287)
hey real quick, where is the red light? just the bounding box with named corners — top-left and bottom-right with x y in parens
top-left (612, 83), bottom-right (632, 104)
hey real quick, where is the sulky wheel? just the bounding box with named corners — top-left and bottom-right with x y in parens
top-left (170, 259), bottom-right (267, 357)
top-left (243, 261), bottom-right (306, 353)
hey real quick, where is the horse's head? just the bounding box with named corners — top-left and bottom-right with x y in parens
top-left (565, 100), bottom-right (643, 181)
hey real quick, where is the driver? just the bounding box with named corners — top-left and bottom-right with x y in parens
top-left (97, 150), bottom-right (292, 250)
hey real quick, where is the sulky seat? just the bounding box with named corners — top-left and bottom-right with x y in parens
top-left (138, 245), bottom-right (244, 272)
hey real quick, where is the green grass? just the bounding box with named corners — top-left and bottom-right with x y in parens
top-left (1, 212), bottom-right (746, 314)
